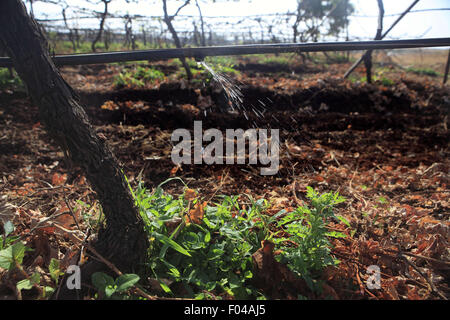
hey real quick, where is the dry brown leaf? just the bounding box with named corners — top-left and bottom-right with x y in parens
top-left (51, 172), bottom-right (67, 186)
top-left (184, 188), bottom-right (197, 201)
top-left (185, 201), bottom-right (206, 225)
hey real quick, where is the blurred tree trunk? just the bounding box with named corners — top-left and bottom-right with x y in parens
top-left (443, 49), bottom-right (450, 85)
top-left (141, 26), bottom-right (147, 46)
top-left (193, 22), bottom-right (200, 46)
top-left (162, 0), bottom-right (192, 80)
top-left (195, 0), bottom-right (206, 46)
top-left (75, 28), bottom-right (80, 48)
top-left (344, 0), bottom-right (419, 80)
top-left (62, 6), bottom-right (77, 52)
top-left (364, 0), bottom-right (384, 83)
top-left (0, 0), bottom-right (148, 299)
top-left (92, 0), bottom-right (110, 52)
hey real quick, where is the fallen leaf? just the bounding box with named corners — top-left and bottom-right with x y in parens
top-left (185, 201), bottom-right (206, 225)
top-left (51, 172), bottom-right (67, 186)
top-left (184, 188), bottom-right (197, 201)
top-left (170, 165), bottom-right (181, 176)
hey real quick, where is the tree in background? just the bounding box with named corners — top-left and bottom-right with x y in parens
top-left (90, 0), bottom-right (112, 52)
top-left (161, 0), bottom-right (193, 80)
top-left (363, 0), bottom-right (384, 83)
top-left (61, 1), bottom-right (77, 51)
top-left (195, 0), bottom-right (207, 46)
top-left (292, 0), bottom-right (354, 43)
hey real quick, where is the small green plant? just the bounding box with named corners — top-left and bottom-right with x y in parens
top-left (91, 272), bottom-right (140, 299)
top-left (406, 67), bottom-right (440, 77)
top-left (379, 77), bottom-right (394, 86)
top-left (113, 66), bottom-right (165, 88)
top-left (134, 66), bottom-right (165, 82)
top-left (361, 68), bottom-right (395, 86)
top-left (168, 58), bottom-right (199, 70)
top-left (271, 187), bottom-right (347, 291)
top-left (48, 258), bottom-right (63, 285)
top-left (128, 177), bottom-right (347, 299)
top-left (134, 181), bottom-right (264, 299)
top-left (0, 221), bottom-right (56, 298)
top-left (0, 68), bottom-right (23, 90)
top-left (76, 199), bottom-right (103, 232)
top-left (205, 56), bottom-right (239, 67)
top-left (0, 220), bottom-right (18, 250)
top-left (0, 238), bottom-right (27, 270)
top-left (113, 71), bottom-right (144, 88)
top-left (260, 54), bottom-right (292, 66)
top-left (204, 56), bottom-right (241, 76)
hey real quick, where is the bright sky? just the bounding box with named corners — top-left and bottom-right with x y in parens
top-left (29, 0), bottom-right (450, 40)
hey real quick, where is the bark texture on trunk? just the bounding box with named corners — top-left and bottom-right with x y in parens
top-left (0, 0), bottom-right (148, 299)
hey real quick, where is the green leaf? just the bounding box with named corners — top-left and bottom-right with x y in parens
top-left (161, 259), bottom-right (180, 278)
top-left (325, 231), bottom-right (347, 239)
top-left (91, 272), bottom-right (115, 292)
top-left (30, 272), bottom-right (41, 285)
top-left (155, 233), bottom-right (191, 257)
top-left (49, 258), bottom-right (61, 283)
top-left (116, 274), bottom-right (140, 292)
top-left (204, 230), bottom-right (211, 243)
top-left (17, 279), bottom-right (33, 291)
top-left (158, 281), bottom-right (172, 294)
top-left (244, 270), bottom-right (253, 279)
top-left (335, 215), bottom-right (351, 228)
top-left (378, 196), bottom-right (387, 204)
top-left (3, 221), bottom-right (14, 237)
top-left (44, 286), bottom-right (55, 298)
top-left (0, 241), bottom-right (26, 270)
top-left (105, 285), bottom-right (116, 298)
top-left (12, 242), bottom-right (26, 263)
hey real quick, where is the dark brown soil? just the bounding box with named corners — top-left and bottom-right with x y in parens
top-left (0, 59), bottom-right (449, 300)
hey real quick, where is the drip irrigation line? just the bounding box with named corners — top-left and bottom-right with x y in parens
top-left (0, 38), bottom-right (449, 67)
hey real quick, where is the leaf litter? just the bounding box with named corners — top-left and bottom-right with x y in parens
top-left (0, 57), bottom-right (448, 299)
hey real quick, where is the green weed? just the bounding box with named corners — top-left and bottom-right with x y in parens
top-left (406, 67), bottom-right (440, 77)
top-left (113, 66), bottom-right (165, 88)
top-left (91, 272), bottom-right (140, 299)
top-left (0, 221), bottom-right (55, 299)
top-left (0, 68), bottom-right (23, 90)
top-left (272, 187), bottom-right (347, 291)
top-left (127, 179), bottom-right (346, 299)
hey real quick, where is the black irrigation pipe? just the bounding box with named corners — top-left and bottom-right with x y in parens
top-left (0, 38), bottom-right (449, 67)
